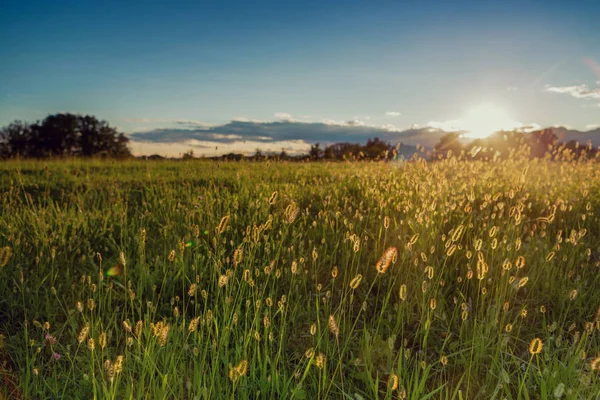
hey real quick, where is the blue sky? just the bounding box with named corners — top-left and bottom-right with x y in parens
top-left (1, 0), bottom-right (599, 155)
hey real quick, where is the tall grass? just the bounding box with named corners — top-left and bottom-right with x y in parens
top-left (0, 157), bottom-right (599, 399)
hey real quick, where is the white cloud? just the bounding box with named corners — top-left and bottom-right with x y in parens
top-left (129, 139), bottom-right (312, 158)
top-left (274, 112), bottom-right (293, 120)
top-left (545, 84), bottom-right (600, 100)
top-left (586, 124), bottom-right (600, 130)
top-left (506, 87), bottom-right (519, 91)
top-left (346, 119), bottom-right (366, 126)
top-left (385, 111), bottom-right (401, 117)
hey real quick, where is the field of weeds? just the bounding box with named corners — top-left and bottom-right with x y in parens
top-left (0, 158), bottom-right (599, 399)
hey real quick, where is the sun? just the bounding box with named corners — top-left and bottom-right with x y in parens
top-left (459, 104), bottom-right (520, 139)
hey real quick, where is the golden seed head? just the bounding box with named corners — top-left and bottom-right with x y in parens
top-left (218, 215), bottom-right (230, 234)
top-left (529, 338), bottom-right (543, 355)
top-left (376, 247), bottom-right (397, 274)
top-left (78, 324), bottom-right (90, 344)
top-left (328, 315), bottom-right (340, 337)
top-left (569, 289), bottom-right (578, 301)
top-left (114, 355), bottom-right (124, 374)
top-left (188, 283), bottom-right (197, 296)
top-left (388, 373), bottom-right (399, 390)
top-left (233, 248), bottom-right (243, 267)
top-left (349, 274), bottom-right (363, 289)
top-left (399, 284), bottom-right (407, 301)
top-left (188, 317), bottom-right (200, 332)
top-left (99, 332), bottom-right (107, 350)
top-left (315, 353), bottom-right (326, 369)
top-left (518, 277), bottom-right (529, 288)
top-left (218, 275), bottom-right (229, 287)
top-left (591, 356), bottom-right (600, 371)
top-left (429, 298), bottom-right (437, 311)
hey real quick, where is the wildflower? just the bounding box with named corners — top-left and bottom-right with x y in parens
top-left (52, 352), bottom-right (61, 361)
top-left (44, 334), bottom-right (57, 346)
top-left (529, 338), bottom-right (543, 355)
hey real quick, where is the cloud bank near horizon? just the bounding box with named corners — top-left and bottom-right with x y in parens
top-left (128, 119), bottom-right (451, 156)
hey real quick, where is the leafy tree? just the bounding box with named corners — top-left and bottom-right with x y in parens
top-left (309, 143), bottom-right (323, 160)
top-left (363, 137), bottom-right (392, 160)
top-left (0, 113), bottom-right (130, 158)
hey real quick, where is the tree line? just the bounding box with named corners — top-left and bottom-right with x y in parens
top-left (2, 112), bottom-right (594, 161)
top-left (0, 113), bottom-right (130, 158)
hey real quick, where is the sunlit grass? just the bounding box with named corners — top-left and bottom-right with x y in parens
top-left (0, 157), bottom-right (599, 399)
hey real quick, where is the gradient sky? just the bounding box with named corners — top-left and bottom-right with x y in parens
top-left (1, 0), bottom-right (599, 156)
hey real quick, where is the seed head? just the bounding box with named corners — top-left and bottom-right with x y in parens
top-left (529, 338), bottom-right (543, 355)
top-left (328, 315), bottom-right (339, 337)
top-left (349, 274), bottom-right (363, 289)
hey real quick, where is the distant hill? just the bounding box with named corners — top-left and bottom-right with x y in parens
top-left (545, 126), bottom-right (600, 147)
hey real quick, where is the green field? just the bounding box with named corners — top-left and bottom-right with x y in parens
top-left (0, 158), bottom-right (599, 399)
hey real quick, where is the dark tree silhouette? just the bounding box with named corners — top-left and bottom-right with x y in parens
top-left (0, 113), bottom-right (130, 158)
top-left (309, 143), bottom-right (323, 160)
top-left (363, 137), bottom-right (392, 160)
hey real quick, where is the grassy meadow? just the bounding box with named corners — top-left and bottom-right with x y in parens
top-left (0, 157), bottom-right (599, 399)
